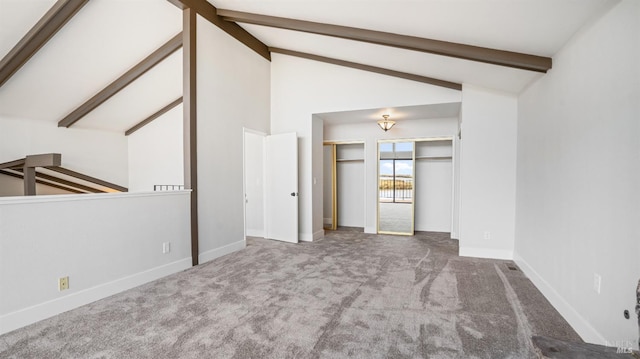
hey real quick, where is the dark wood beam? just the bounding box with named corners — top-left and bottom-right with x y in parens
top-left (219, 9), bottom-right (552, 73)
top-left (24, 167), bottom-right (36, 196)
top-left (46, 166), bottom-right (128, 192)
top-left (270, 47), bottom-right (462, 91)
top-left (0, 158), bottom-right (26, 170)
top-left (183, 8), bottom-right (199, 266)
top-left (25, 153), bottom-right (62, 168)
top-left (35, 171), bottom-right (104, 193)
top-left (0, 0), bottom-right (89, 88)
top-left (0, 170), bottom-right (86, 194)
top-left (125, 97), bottom-right (183, 136)
top-left (169, 0), bottom-right (270, 61)
top-left (58, 33), bottom-right (183, 128)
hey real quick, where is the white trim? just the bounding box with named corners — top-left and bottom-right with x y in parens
top-left (459, 247), bottom-right (513, 260)
top-left (246, 229), bottom-right (264, 237)
top-left (243, 128), bottom-right (267, 241)
top-left (451, 134), bottom-right (459, 239)
top-left (242, 127), bottom-right (268, 136)
top-left (323, 217), bottom-right (332, 225)
top-left (0, 190), bottom-right (190, 205)
top-left (243, 128), bottom-right (247, 241)
top-left (364, 226), bottom-right (377, 234)
top-left (0, 258), bottom-right (191, 335)
top-left (513, 252), bottom-right (606, 345)
top-left (299, 232), bottom-right (313, 242)
top-left (198, 240), bottom-right (246, 264)
top-left (299, 230), bottom-right (324, 242)
top-left (451, 231), bottom-right (459, 239)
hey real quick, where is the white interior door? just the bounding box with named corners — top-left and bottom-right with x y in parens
top-left (265, 132), bottom-right (298, 243)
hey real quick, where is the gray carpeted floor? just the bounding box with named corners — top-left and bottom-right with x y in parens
top-left (0, 230), bottom-right (581, 358)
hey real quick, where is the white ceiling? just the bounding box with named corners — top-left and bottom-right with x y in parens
top-left (0, 0), bottom-right (181, 133)
top-left (210, 0), bottom-right (616, 122)
top-left (211, 0), bottom-right (615, 56)
top-left (0, 0), bottom-right (619, 132)
top-left (317, 103), bottom-right (461, 126)
top-left (0, 0), bottom-right (57, 59)
top-left (242, 24), bottom-right (543, 93)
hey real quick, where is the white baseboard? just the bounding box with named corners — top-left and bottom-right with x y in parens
top-left (0, 258), bottom-right (192, 336)
top-left (299, 230), bottom-right (325, 242)
top-left (364, 226), bottom-right (377, 234)
top-left (415, 226), bottom-right (451, 233)
top-left (451, 231), bottom-right (459, 239)
top-left (459, 247), bottom-right (513, 260)
top-left (299, 233), bottom-right (312, 242)
top-left (513, 252), bottom-right (606, 345)
top-left (199, 240), bottom-right (246, 264)
top-left (246, 229), bottom-right (264, 238)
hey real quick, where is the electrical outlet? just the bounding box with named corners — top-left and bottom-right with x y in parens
top-left (483, 231), bottom-right (491, 240)
top-left (58, 276), bottom-right (69, 291)
top-left (593, 273), bottom-right (601, 294)
top-left (162, 242), bottom-right (171, 254)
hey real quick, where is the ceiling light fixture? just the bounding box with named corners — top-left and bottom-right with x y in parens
top-left (377, 114), bottom-right (395, 132)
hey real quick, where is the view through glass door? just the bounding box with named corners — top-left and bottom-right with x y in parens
top-left (378, 141), bottom-right (414, 235)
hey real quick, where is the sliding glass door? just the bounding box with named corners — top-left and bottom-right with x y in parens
top-left (378, 141), bottom-right (414, 235)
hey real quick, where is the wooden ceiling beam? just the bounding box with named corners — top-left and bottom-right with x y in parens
top-left (167, 0), bottom-right (270, 61)
top-left (46, 166), bottom-right (128, 192)
top-left (0, 169), bottom-right (86, 195)
top-left (270, 48), bottom-right (461, 91)
top-left (34, 171), bottom-right (104, 193)
top-left (0, 0), bottom-right (89, 88)
top-left (58, 33), bottom-right (183, 128)
top-left (125, 97), bottom-right (183, 136)
top-left (25, 153), bottom-right (62, 168)
top-left (219, 9), bottom-right (552, 73)
top-left (183, 7), bottom-right (199, 266)
top-left (0, 158), bottom-right (26, 170)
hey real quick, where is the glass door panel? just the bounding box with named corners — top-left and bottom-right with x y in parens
top-left (378, 141), bottom-right (414, 235)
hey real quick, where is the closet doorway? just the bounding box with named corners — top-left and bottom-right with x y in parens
top-left (377, 137), bottom-right (454, 236)
top-left (323, 142), bottom-right (365, 230)
top-left (414, 138), bottom-right (454, 233)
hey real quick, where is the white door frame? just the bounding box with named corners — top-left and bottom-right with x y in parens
top-left (243, 127), bottom-right (267, 240)
top-left (323, 141), bottom-right (366, 230)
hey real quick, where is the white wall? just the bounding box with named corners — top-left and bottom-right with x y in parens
top-left (0, 191), bottom-right (191, 334)
top-left (128, 104), bottom-right (183, 192)
top-left (311, 116), bottom-right (325, 240)
top-left (271, 54), bottom-right (461, 240)
top-left (196, 16), bottom-right (270, 261)
top-left (415, 140), bottom-right (453, 232)
top-left (336, 161), bottom-right (364, 227)
top-left (452, 126), bottom-right (461, 239)
top-left (459, 85), bottom-right (518, 260)
top-left (244, 131), bottom-right (265, 237)
top-left (515, 0), bottom-right (640, 349)
top-left (336, 144), bottom-right (365, 228)
top-left (0, 116), bottom-right (128, 194)
top-left (324, 117), bottom-right (459, 234)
